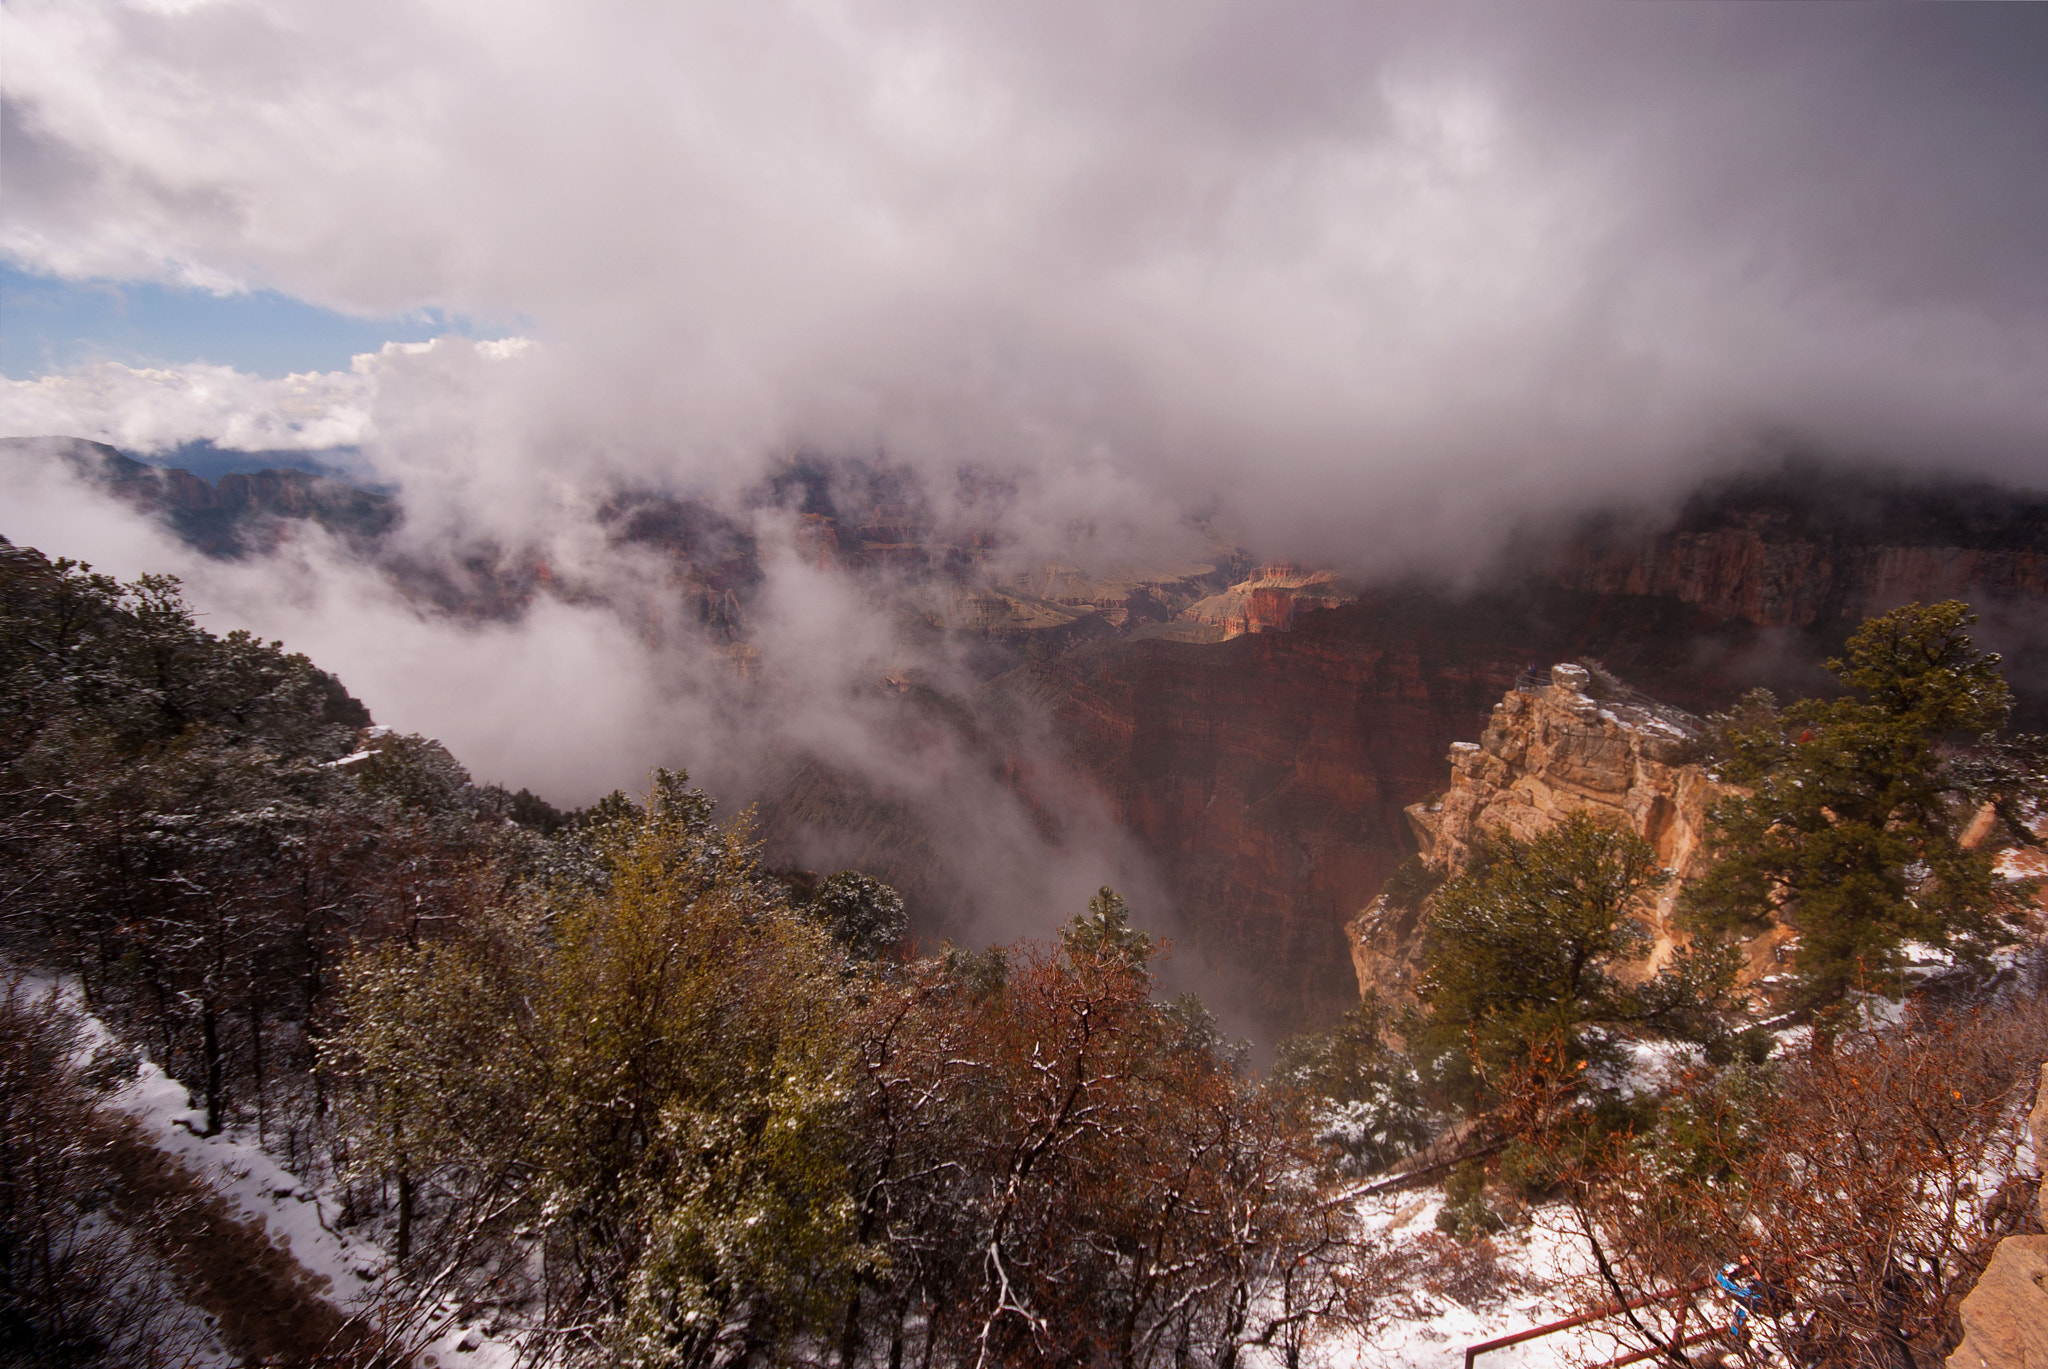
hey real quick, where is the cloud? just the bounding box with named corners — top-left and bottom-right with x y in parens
top-left (0, 442), bottom-right (1168, 954)
top-left (5, 1), bottom-right (2048, 974)
top-left (3, 2), bottom-right (2043, 554)
top-left (0, 356), bottom-right (374, 451)
top-left (0, 448), bottom-right (701, 798)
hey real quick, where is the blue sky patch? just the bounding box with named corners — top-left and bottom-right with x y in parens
top-left (0, 263), bottom-right (510, 378)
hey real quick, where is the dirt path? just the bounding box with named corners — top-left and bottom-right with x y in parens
top-left (96, 1112), bottom-right (398, 1368)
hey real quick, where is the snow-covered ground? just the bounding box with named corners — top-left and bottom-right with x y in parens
top-left (1305, 1188), bottom-right (1661, 1369)
top-left (54, 982), bottom-right (520, 1369)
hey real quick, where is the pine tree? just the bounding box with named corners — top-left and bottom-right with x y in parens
top-left (1414, 812), bottom-right (1727, 1102)
top-left (1683, 601), bottom-right (2029, 1008)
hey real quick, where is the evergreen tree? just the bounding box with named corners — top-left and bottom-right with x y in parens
top-left (1683, 601), bottom-right (2030, 1007)
top-left (806, 870), bottom-right (908, 961)
top-left (1059, 885), bottom-right (1152, 969)
top-left (1275, 995), bottom-right (1434, 1174)
top-left (1415, 813), bottom-right (1727, 1103)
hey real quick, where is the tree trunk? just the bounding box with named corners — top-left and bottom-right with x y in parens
top-left (249, 997), bottom-right (265, 1146)
top-left (837, 1290), bottom-right (864, 1369)
top-left (394, 1113), bottom-right (413, 1262)
top-left (396, 1169), bottom-right (415, 1263)
top-left (201, 1001), bottom-right (224, 1136)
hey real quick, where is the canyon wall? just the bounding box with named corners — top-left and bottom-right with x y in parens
top-left (1345, 665), bottom-right (1785, 1011)
top-left (1029, 586), bottom-right (1780, 1036)
top-left (1539, 525), bottom-right (2048, 630)
top-left (1, 436), bottom-right (397, 556)
top-left (24, 436), bottom-right (2048, 1041)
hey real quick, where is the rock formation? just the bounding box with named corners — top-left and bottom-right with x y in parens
top-left (1031, 587), bottom-right (1792, 1035)
top-left (1344, 663), bottom-right (1791, 1008)
top-left (1172, 566), bottom-right (1356, 641)
top-left (1945, 1064), bottom-right (2048, 1369)
top-left (1527, 458), bottom-right (2048, 632)
top-left (2, 435), bottom-right (397, 556)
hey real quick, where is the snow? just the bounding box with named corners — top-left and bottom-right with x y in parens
top-left (1598, 1038), bottom-right (1707, 1100)
top-left (48, 980), bottom-right (523, 1369)
top-left (1298, 1190), bottom-right (1662, 1369)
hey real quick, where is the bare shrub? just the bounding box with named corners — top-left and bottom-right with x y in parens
top-left (1540, 997), bottom-right (2048, 1368)
top-left (0, 981), bottom-right (207, 1368)
top-left (1403, 1232), bottom-right (1530, 1311)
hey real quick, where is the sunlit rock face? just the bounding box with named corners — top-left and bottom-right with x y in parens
top-left (1944, 1067), bottom-right (2048, 1369)
top-left (1029, 589), bottom-right (1763, 1037)
top-left (1172, 566), bottom-right (1357, 641)
top-left (1345, 665), bottom-right (1773, 1012)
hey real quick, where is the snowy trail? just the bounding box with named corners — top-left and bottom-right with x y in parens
top-left (57, 984), bottom-right (522, 1369)
top-left (1303, 1189), bottom-right (1699, 1369)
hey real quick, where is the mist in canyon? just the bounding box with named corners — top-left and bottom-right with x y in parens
top-left (6, 2), bottom-right (2048, 1036)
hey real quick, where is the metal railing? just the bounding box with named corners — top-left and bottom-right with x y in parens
top-left (1462, 1276), bottom-right (1715, 1368)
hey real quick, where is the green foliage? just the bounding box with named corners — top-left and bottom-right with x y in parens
top-left (0, 538), bottom-right (545, 1134)
top-left (1684, 601), bottom-right (2031, 1007)
top-left (355, 734), bottom-right (472, 811)
top-left (1434, 1160), bottom-right (1505, 1240)
top-left (1416, 813), bottom-right (1728, 1104)
top-left (1059, 885), bottom-right (1153, 970)
top-left (1381, 853), bottom-right (1444, 912)
top-left (1275, 996), bottom-right (1434, 1173)
top-left (332, 786), bottom-right (868, 1365)
top-left (0, 540), bottom-right (361, 755)
top-left (806, 869), bottom-right (908, 961)
top-left (938, 942), bottom-right (1010, 998)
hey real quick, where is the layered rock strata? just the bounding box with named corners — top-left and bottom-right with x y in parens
top-left (1345, 664), bottom-right (1785, 1006)
top-left (1173, 566), bottom-right (1356, 641)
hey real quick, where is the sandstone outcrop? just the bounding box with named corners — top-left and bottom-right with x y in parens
top-left (1033, 588), bottom-right (1778, 1036)
top-left (1173, 566), bottom-right (1356, 640)
top-left (1945, 1063), bottom-right (2048, 1369)
top-left (1345, 663), bottom-right (1786, 1006)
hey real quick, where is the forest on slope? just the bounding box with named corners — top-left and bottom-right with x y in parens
top-left (4, 533), bottom-right (2048, 1368)
top-left (21, 434), bottom-right (2048, 1050)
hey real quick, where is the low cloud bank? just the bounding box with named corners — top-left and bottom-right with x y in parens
top-left (6, 2), bottom-right (2048, 952)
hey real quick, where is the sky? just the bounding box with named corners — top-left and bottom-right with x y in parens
top-left (6, 3), bottom-right (2048, 530)
top-left (4, 1), bottom-right (2048, 947)
top-left (0, 261), bottom-right (503, 377)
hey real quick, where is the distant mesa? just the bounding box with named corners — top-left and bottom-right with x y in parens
top-left (0, 435), bottom-right (398, 558)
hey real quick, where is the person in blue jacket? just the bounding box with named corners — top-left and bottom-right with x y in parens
top-left (1715, 1258), bottom-right (1765, 1345)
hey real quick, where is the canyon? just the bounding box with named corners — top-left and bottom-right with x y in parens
top-left (14, 435), bottom-right (2048, 1041)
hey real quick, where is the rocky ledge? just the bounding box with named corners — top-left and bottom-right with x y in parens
top-left (1946, 1065), bottom-right (2048, 1369)
top-left (1346, 663), bottom-right (1790, 1006)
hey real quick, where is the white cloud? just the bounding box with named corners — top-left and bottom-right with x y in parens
top-left (0, 357), bottom-right (374, 451)
top-left (4, 1), bottom-right (2044, 558)
top-left (6, 1), bottom-right (2048, 956)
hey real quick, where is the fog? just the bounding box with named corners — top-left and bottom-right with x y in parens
top-left (5, 1), bottom-right (2047, 951)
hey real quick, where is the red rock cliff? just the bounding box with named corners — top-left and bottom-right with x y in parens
top-left (1539, 526), bottom-right (2048, 628)
top-left (1032, 587), bottom-right (1773, 1036)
